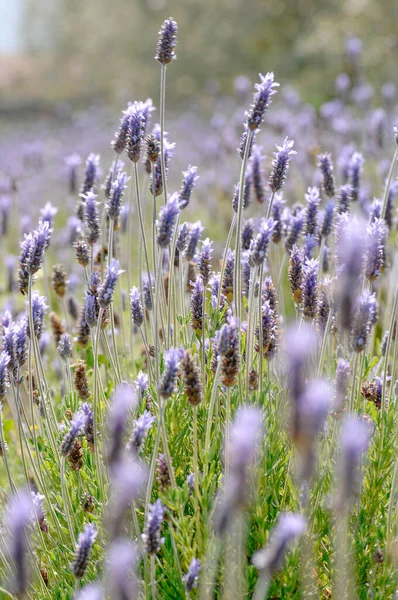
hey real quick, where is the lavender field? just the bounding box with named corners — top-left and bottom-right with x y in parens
top-left (1, 16), bottom-right (398, 600)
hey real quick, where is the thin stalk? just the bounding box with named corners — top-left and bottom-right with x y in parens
top-left (265, 190), bottom-right (275, 220)
top-left (151, 554), bottom-right (157, 600)
top-left (257, 262), bottom-right (265, 397)
top-left (93, 308), bottom-right (106, 500)
top-left (193, 405), bottom-right (201, 546)
top-left (217, 214), bottom-right (237, 309)
top-left (245, 266), bottom-right (258, 400)
top-left (234, 129), bottom-right (253, 320)
top-left (317, 309), bottom-right (334, 378)
top-left (252, 572), bottom-right (270, 600)
top-left (0, 409), bottom-right (16, 493)
top-left (382, 285), bottom-right (398, 414)
top-left (381, 144), bottom-right (398, 220)
top-left (204, 358), bottom-right (222, 479)
top-left (159, 64), bottom-right (168, 206)
top-left (60, 457), bottom-right (76, 546)
top-left (349, 353), bottom-right (359, 413)
top-left (107, 219), bottom-right (123, 384)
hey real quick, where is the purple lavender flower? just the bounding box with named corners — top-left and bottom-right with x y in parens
top-left (158, 347), bottom-right (183, 398)
top-left (128, 410), bottom-right (155, 454)
top-left (285, 324), bottom-right (319, 403)
top-left (0, 351), bottom-right (10, 399)
top-left (252, 513), bottom-right (306, 574)
top-left (84, 191), bottom-right (101, 246)
top-left (304, 187), bottom-right (320, 237)
top-left (237, 125), bottom-right (256, 160)
top-left (318, 153), bottom-right (336, 198)
top-left (336, 184), bottom-right (353, 214)
top-left (155, 18), bottom-right (178, 64)
top-left (81, 402), bottom-right (94, 449)
top-left (14, 318), bottom-right (28, 367)
top-left (232, 176), bottom-right (251, 213)
top-left (178, 165), bottom-right (199, 209)
top-left (6, 489), bottom-right (33, 595)
top-left (369, 198), bottom-right (382, 223)
top-left (107, 383), bottom-right (138, 467)
top-left (65, 153), bottom-right (81, 194)
top-left (156, 193), bottom-right (180, 248)
top-left (271, 193), bottom-right (285, 243)
top-left (337, 417), bottom-right (372, 511)
top-left (28, 291), bottom-right (48, 339)
top-left (61, 410), bottom-right (87, 456)
top-left (284, 210), bottom-right (304, 252)
top-left (209, 273), bottom-right (224, 309)
top-left (350, 290), bottom-right (377, 352)
top-left (334, 358), bottom-right (351, 413)
top-left (25, 221), bottom-right (52, 277)
top-left (185, 221), bottom-right (204, 261)
top-left (183, 558), bottom-right (201, 593)
top-left (142, 273), bottom-right (154, 311)
top-left (135, 371), bottom-right (149, 399)
top-left (241, 219), bottom-right (254, 251)
top-left (176, 222), bottom-right (189, 253)
top-left (250, 145), bottom-right (266, 204)
top-left (321, 200), bottom-right (335, 238)
top-left (190, 276), bottom-right (204, 333)
top-left (58, 333), bottom-right (72, 360)
top-left (241, 251), bottom-right (252, 298)
top-left (106, 538), bottom-right (139, 600)
top-left (142, 499), bottom-right (165, 554)
top-left (302, 258), bottom-right (319, 320)
top-left (349, 152), bottom-right (364, 202)
top-left (107, 171), bottom-right (127, 220)
top-left (245, 72), bottom-right (279, 131)
top-left (197, 237), bottom-right (213, 285)
top-left (249, 218), bottom-right (275, 266)
top-left (364, 218), bottom-right (386, 282)
top-left (112, 106), bottom-right (131, 154)
top-left (77, 584), bottom-right (103, 600)
top-left (288, 245), bottom-right (304, 304)
top-left (71, 523), bottom-right (97, 579)
top-left (97, 259), bottom-right (122, 308)
top-left (126, 103), bottom-right (145, 163)
top-left (3, 325), bottom-right (17, 374)
top-left (269, 137), bottom-right (296, 193)
top-left (80, 153), bottom-right (100, 197)
top-left (130, 287), bottom-right (144, 328)
top-left (108, 457), bottom-right (147, 539)
top-left (40, 202), bottom-right (58, 226)
top-left (84, 293), bottom-right (97, 329)
top-left (304, 233), bottom-right (317, 260)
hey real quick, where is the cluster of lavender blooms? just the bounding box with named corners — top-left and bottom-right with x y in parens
top-left (1, 20), bottom-right (398, 600)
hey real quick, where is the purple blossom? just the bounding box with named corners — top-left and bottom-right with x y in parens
top-left (269, 137), bottom-right (296, 193)
top-left (80, 153), bottom-right (100, 196)
top-left (183, 558), bottom-right (201, 593)
top-left (250, 145), bottom-right (266, 204)
top-left (29, 291), bottom-right (48, 339)
top-left (97, 259), bottom-right (122, 308)
top-left (318, 153), bottom-right (336, 198)
top-left (126, 103), bottom-right (145, 163)
top-left (112, 106), bottom-right (131, 154)
top-left (135, 371), bottom-right (149, 398)
top-left (349, 152), bottom-right (364, 202)
top-left (85, 293), bottom-right (97, 328)
top-left (156, 193), bottom-right (180, 248)
top-left (58, 333), bottom-right (72, 360)
top-left (350, 290), bottom-right (377, 352)
top-left (158, 347), bottom-right (183, 398)
top-left (14, 318), bottom-right (28, 367)
top-left (245, 72), bottom-right (279, 131)
top-left (321, 200), bottom-right (335, 238)
top-left (302, 258), bottom-right (319, 320)
top-left (176, 222), bottom-right (189, 253)
top-left (40, 202), bottom-right (58, 226)
top-left (84, 191), bottom-right (101, 246)
top-left (304, 233), bottom-right (317, 260)
top-left (6, 489), bottom-right (33, 595)
top-left (107, 383), bottom-right (138, 467)
top-left (130, 287), bottom-right (144, 328)
top-left (337, 417), bottom-right (372, 510)
top-left (0, 351), bottom-right (10, 399)
top-left (364, 218), bottom-right (386, 282)
top-left (107, 171), bottom-right (128, 220)
top-left (128, 410), bottom-right (155, 454)
top-left (178, 165), bottom-right (199, 209)
top-left (335, 358), bottom-right (351, 412)
top-left (81, 402), bottom-right (94, 449)
top-left (304, 187), bottom-right (320, 237)
top-left (106, 538), bottom-right (139, 600)
top-left (60, 410), bottom-right (87, 456)
top-left (336, 184), bottom-right (353, 214)
top-left (284, 210), bottom-right (304, 252)
top-left (155, 18), bottom-right (178, 65)
top-left (197, 237), bottom-right (213, 285)
top-left (71, 523), bottom-right (97, 579)
top-left (271, 193), bottom-right (285, 243)
top-left (142, 499), bottom-right (165, 554)
top-left (249, 218), bottom-right (275, 266)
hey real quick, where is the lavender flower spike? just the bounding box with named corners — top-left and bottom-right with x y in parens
top-left (29, 291), bottom-right (48, 339)
top-left (128, 410), bottom-right (156, 454)
top-left (130, 287), bottom-right (144, 328)
top-left (337, 417), bottom-right (372, 511)
top-left (84, 191), bottom-right (101, 246)
top-left (106, 538), bottom-right (140, 600)
top-left (197, 237), bottom-right (213, 285)
top-left (350, 290), bottom-right (377, 353)
top-left (245, 72), bottom-right (279, 131)
top-left (142, 499), bottom-right (165, 554)
top-left (155, 18), bottom-right (178, 64)
top-left (249, 218), bottom-right (275, 266)
top-left (156, 192), bottom-right (180, 248)
top-left (269, 137), bottom-right (296, 193)
top-left (61, 410), bottom-right (87, 455)
top-left (108, 383), bottom-right (138, 467)
top-left (6, 489), bottom-right (33, 596)
top-left (364, 218), bottom-right (386, 282)
top-left (58, 332), bottom-right (72, 360)
top-left (80, 153), bottom-right (100, 196)
top-left (97, 259), bottom-right (123, 308)
top-left (126, 103), bottom-right (145, 163)
top-left (71, 523), bottom-right (97, 579)
top-left (112, 105), bottom-right (131, 154)
top-left (183, 558), bottom-right (201, 593)
top-left (349, 151), bottom-right (364, 202)
top-left (85, 293), bottom-right (97, 329)
top-left (302, 258), bottom-right (319, 320)
top-left (304, 186), bottom-right (321, 237)
top-left (107, 171), bottom-right (128, 220)
top-left (26, 220), bottom-right (52, 276)
top-left (318, 153), bottom-right (336, 198)
top-left (252, 512), bottom-right (306, 574)
top-left (158, 347), bottom-right (183, 398)
top-left (185, 221), bottom-right (204, 261)
top-left (242, 219), bottom-right (254, 251)
top-left (0, 351), bottom-right (10, 399)
top-left (178, 165), bottom-right (199, 209)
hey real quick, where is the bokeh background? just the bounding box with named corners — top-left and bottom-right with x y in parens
top-left (1, 0), bottom-right (398, 112)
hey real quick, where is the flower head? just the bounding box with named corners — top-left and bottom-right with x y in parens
top-left (155, 18), bottom-right (178, 65)
top-left (107, 171), bottom-right (127, 220)
top-left (252, 513), bottom-right (306, 574)
top-left (156, 193), bottom-right (180, 248)
top-left (71, 523), bottom-right (97, 579)
top-left (130, 287), bottom-right (144, 328)
top-left (318, 153), bottom-right (336, 198)
top-left (142, 499), bottom-right (165, 554)
top-left (97, 259), bottom-right (122, 308)
top-left (179, 165), bottom-right (199, 209)
top-left (269, 137), bottom-right (296, 193)
top-left (245, 73), bottom-right (279, 131)
top-left (158, 347), bottom-right (183, 398)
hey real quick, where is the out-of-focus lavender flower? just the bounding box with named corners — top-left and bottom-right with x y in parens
top-left (97, 259), bottom-right (122, 308)
top-left (382, 81), bottom-right (396, 105)
top-left (186, 472), bottom-right (195, 494)
top-left (381, 331), bottom-right (389, 357)
top-left (128, 410), bottom-right (155, 454)
top-left (219, 317), bottom-right (240, 388)
top-left (84, 191), bottom-right (101, 246)
top-left (252, 512), bottom-right (306, 574)
top-left (232, 176), bottom-right (251, 212)
top-left (0, 195), bottom-right (11, 235)
top-left (304, 233), bottom-right (317, 260)
top-left (345, 35), bottom-right (362, 65)
top-left (285, 324), bottom-right (319, 403)
top-left (130, 287), bottom-right (144, 328)
top-left (251, 145), bottom-right (266, 204)
top-left (178, 165), bottom-right (199, 209)
top-left (349, 152), bottom-right (364, 202)
top-left (183, 558), bottom-right (201, 593)
top-left (221, 249), bottom-right (235, 303)
top-left (284, 210), bottom-right (304, 252)
top-left (65, 153), bottom-right (81, 194)
top-left (364, 218), bottom-right (386, 282)
top-left (77, 583), bottom-right (103, 600)
top-left (28, 291), bottom-right (47, 339)
top-left (107, 383), bottom-right (138, 467)
top-left (288, 245), bottom-right (303, 304)
top-left (58, 332), bottom-right (72, 360)
top-left (352, 83), bottom-right (373, 110)
top-left (185, 221), bottom-right (204, 261)
top-left (336, 417), bottom-right (372, 511)
top-left (142, 273), bottom-right (154, 311)
top-left (336, 184), bottom-right (353, 214)
top-left (317, 275), bottom-right (332, 335)
top-left (71, 523), bottom-right (97, 579)
top-left (155, 18), bottom-right (178, 64)
top-left (245, 72), bottom-right (279, 131)
top-left (334, 358), bottom-right (351, 413)
top-left (321, 200), bottom-right (335, 238)
top-left (269, 137), bottom-right (296, 193)
top-left (30, 491), bottom-right (48, 533)
top-left (5, 255), bottom-right (16, 293)
top-left (142, 499), bottom-right (165, 554)
top-left (156, 193), bottom-right (180, 248)
top-left (0, 351), bottom-right (10, 399)
top-left (249, 218), bottom-right (275, 266)
top-left (80, 153), bottom-right (100, 197)
top-left (108, 457), bottom-right (147, 539)
top-left (270, 193), bottom-right (285, 244)
top-left (81, 402), bottom-right (94, 450)
top-left (190, 276), bottom-right (204, 333)
top-left (106, 538), bottom-right (139, 600)
top-left (103, 160), bottom-right (124, 199)
top-left (60, 410), bottom-right (87, 456)
top-left (158, 347), bottom-right (183, 398)
top-left (6, 489), bottom-right (33, 596)
top-left (197, 238), bottom-right (213, 285)
top-left (304, 187), bottom-right (320, 237)
top-left (350, 290), bottom-right (377, 352)
top-left (215, 406), bottom-right (263, 535)
top-left (40, 202), bottom-right (58, 226)
top-left (318, 153), bottom-right (336, 198)
top-left (335, 72), bottom-right (351, 99)
top-left (84, 293), bottom-right (97, 329)
top-left (302, 258), bottom-right (319, 320)
top-left (369, 198), bottom-right (382, 223)
top-left (107, 171), bottom-right (127, 220)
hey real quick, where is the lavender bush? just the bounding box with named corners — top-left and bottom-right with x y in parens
top-left (0, 22), bottom-right (398, 600)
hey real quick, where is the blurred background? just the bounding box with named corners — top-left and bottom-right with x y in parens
top-left (1, 0), bottom-right (397, 114)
